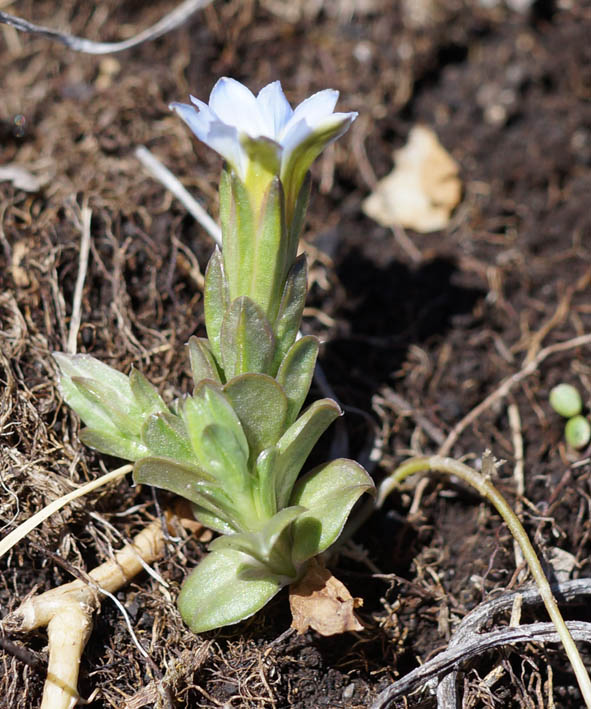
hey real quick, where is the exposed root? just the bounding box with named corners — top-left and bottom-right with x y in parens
top-left (2, 519), bottom-right (166, 709)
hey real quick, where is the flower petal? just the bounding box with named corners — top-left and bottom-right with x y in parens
top-left (256, 81), bottom-right (293, 139)
top-left (280, 111), bottom-right (357, 217)
top-left (171, 101), bottom-right (247, 177)
top-left (209, 77), bottom-right (266, 137)
top-left (282, 89), bottom-right (340, 139)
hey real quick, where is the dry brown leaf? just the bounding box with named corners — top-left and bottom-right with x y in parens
top-left (289, 558), bottom-right (364, 636)
top-left (363, 125), bottom-right (462, 233)
top-left (172, 499), bottom-right (213, 541)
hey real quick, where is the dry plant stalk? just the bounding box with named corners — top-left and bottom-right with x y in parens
top-left (3, 520), bottom-right (166, 709)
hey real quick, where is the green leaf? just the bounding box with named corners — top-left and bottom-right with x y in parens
top-left (141, 412), bottom-right (193, 463)
top-left (224, 373), bottom-right (288, 457)
top-left (276, 335), bottom-right (319, 425)
top-left (274, 398), bottom-right (341, 509)
top-left (187, 336), bottom-right (221, 385)
top-left (203, 247), bottom-right (229, 366)
top-left (254, 448), bottom-right (278, 518)
top-left (271, 255), bottom-right (307, 372)
top-left (79, 428), bottom-right (147, 461)
top-left (220, 297), bottom-right (275, 378)
top-left (129, 369), bottom-right (168, 416)
top-left (177, 548), bottom-right (283, 633)
top-left (183, 381), bottom-right (249, 464)
top-left (134, 457), bottom-right (240, 530)
top-left (290, 458), bottom-right (375, 563)
top-left (199, 423), bottom-right (250, 490)
top-left (70, 377), bottom-right (141, 436)
top-left (190, 502), bottom-right (236, 535)
top-left (57, 373), bottom-right (126, 437)
top-left (209, 506), bottom-right (305, 576)
top-left (54, 352), bottom-right (132, 395)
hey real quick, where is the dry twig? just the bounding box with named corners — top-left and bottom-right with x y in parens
top-left (0, 0), bottom-right (214, 54)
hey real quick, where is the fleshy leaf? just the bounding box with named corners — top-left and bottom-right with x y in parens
top-left (79, 428), bottom-right (148, 461)
top-left (177, 548), bottom-right (283, 633)
top-left (199, 423), bottom-right (250, 490)
top-left (255, 448), bottom-right (278, 518)
top-left (224, 373), bottom-right (288, 457)
top-left (276, 335), bottom-right (319, 425)
top-left (271, 255), bottom-right (307, 372)
top-left (290, 458), bottom-right (375, 563)
top-left (54, 352), bottom-right (132, 395)
top-left (274, 398), bottom-right (341, 509)
top-left (220, 296), bottom-right (275, 378)
top-left (129, 369), bottom-right (168, 416)
top-left (141, 412), bottom-right (193, 463)
top-left (133, 457), bottom-right (240, 530)
top-left (203, 247), bottom-right (229, 366)
top-left (70, 377), bottom-right (141, 436)
top-left (209, 505), bottom-right (305, 576)
top-left (190, 502), bottom-right (236, 535)
top-left (187, 336), bottom-right (221, 385)
top-left (183, 381), bottom-right (249, 465)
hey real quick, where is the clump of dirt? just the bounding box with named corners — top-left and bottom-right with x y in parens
top-left (1, 1), bottom-right (590, 706)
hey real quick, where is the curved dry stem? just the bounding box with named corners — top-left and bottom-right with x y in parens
top-left (377, 455), bottom-right (591, 708)
top-left (0, 464), bottom-right (132, 560)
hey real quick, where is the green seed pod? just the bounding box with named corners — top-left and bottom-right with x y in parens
top-left (549, 383), bottom-right (583, 418)
top-left (564, 415), bottom-right (591, 450)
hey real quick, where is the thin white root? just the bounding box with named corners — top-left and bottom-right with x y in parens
top-left (4, 519), bottom-right (166, 708)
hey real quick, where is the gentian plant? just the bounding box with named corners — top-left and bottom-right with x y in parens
top-left (54, 78), bottom-right (374, 633)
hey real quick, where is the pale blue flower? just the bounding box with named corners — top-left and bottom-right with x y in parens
top-left (170, 77), bottom-right (357, 216)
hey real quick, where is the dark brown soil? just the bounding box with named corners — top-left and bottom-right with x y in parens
top-left (1, 1), bottom-right (590, 707)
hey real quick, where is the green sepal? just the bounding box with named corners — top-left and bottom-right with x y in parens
top-left (79, 428), bottom-right (148, 461)
top-left (246, 176), bottom-right (288, 323)
top-left (209, 506), bottom-right (305, 577)
top-left (287, 173), bottom-right (311, 254)
top-left (219, 170), bottom-right (256, 303)
top-left (134, 457), bottom-right (242, 532)
top-left (220, 296), bottom-right (275, 378)
top-left (276, 335), bottom-right (319, 425)
top-left (203, 247), bottom-right (229, 366)
top-left (271, 255), bottom-right (308, 372)
top-left (187, 336), bottom-right (221, 386)
top-left (141, 411), bottom-right (193, 464)
top-left (224, 373), bottom-right (288, 458)
top-left (290, 458), bottom-right (375, 564)
top-left (274, 398), bottom-right (341, 509)
top-left (129, 368), bottom-right (168, 416)
top-left (177, 548), bottom-right (283, 633)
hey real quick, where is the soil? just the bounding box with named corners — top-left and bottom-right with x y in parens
top-left (1, 1), bottom-right (590, 707)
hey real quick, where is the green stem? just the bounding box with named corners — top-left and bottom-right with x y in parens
top-left (377, 455), bottom-right (591, 708)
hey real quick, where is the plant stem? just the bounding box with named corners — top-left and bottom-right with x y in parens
top-left (377, 455), bottom-right (591, 708)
